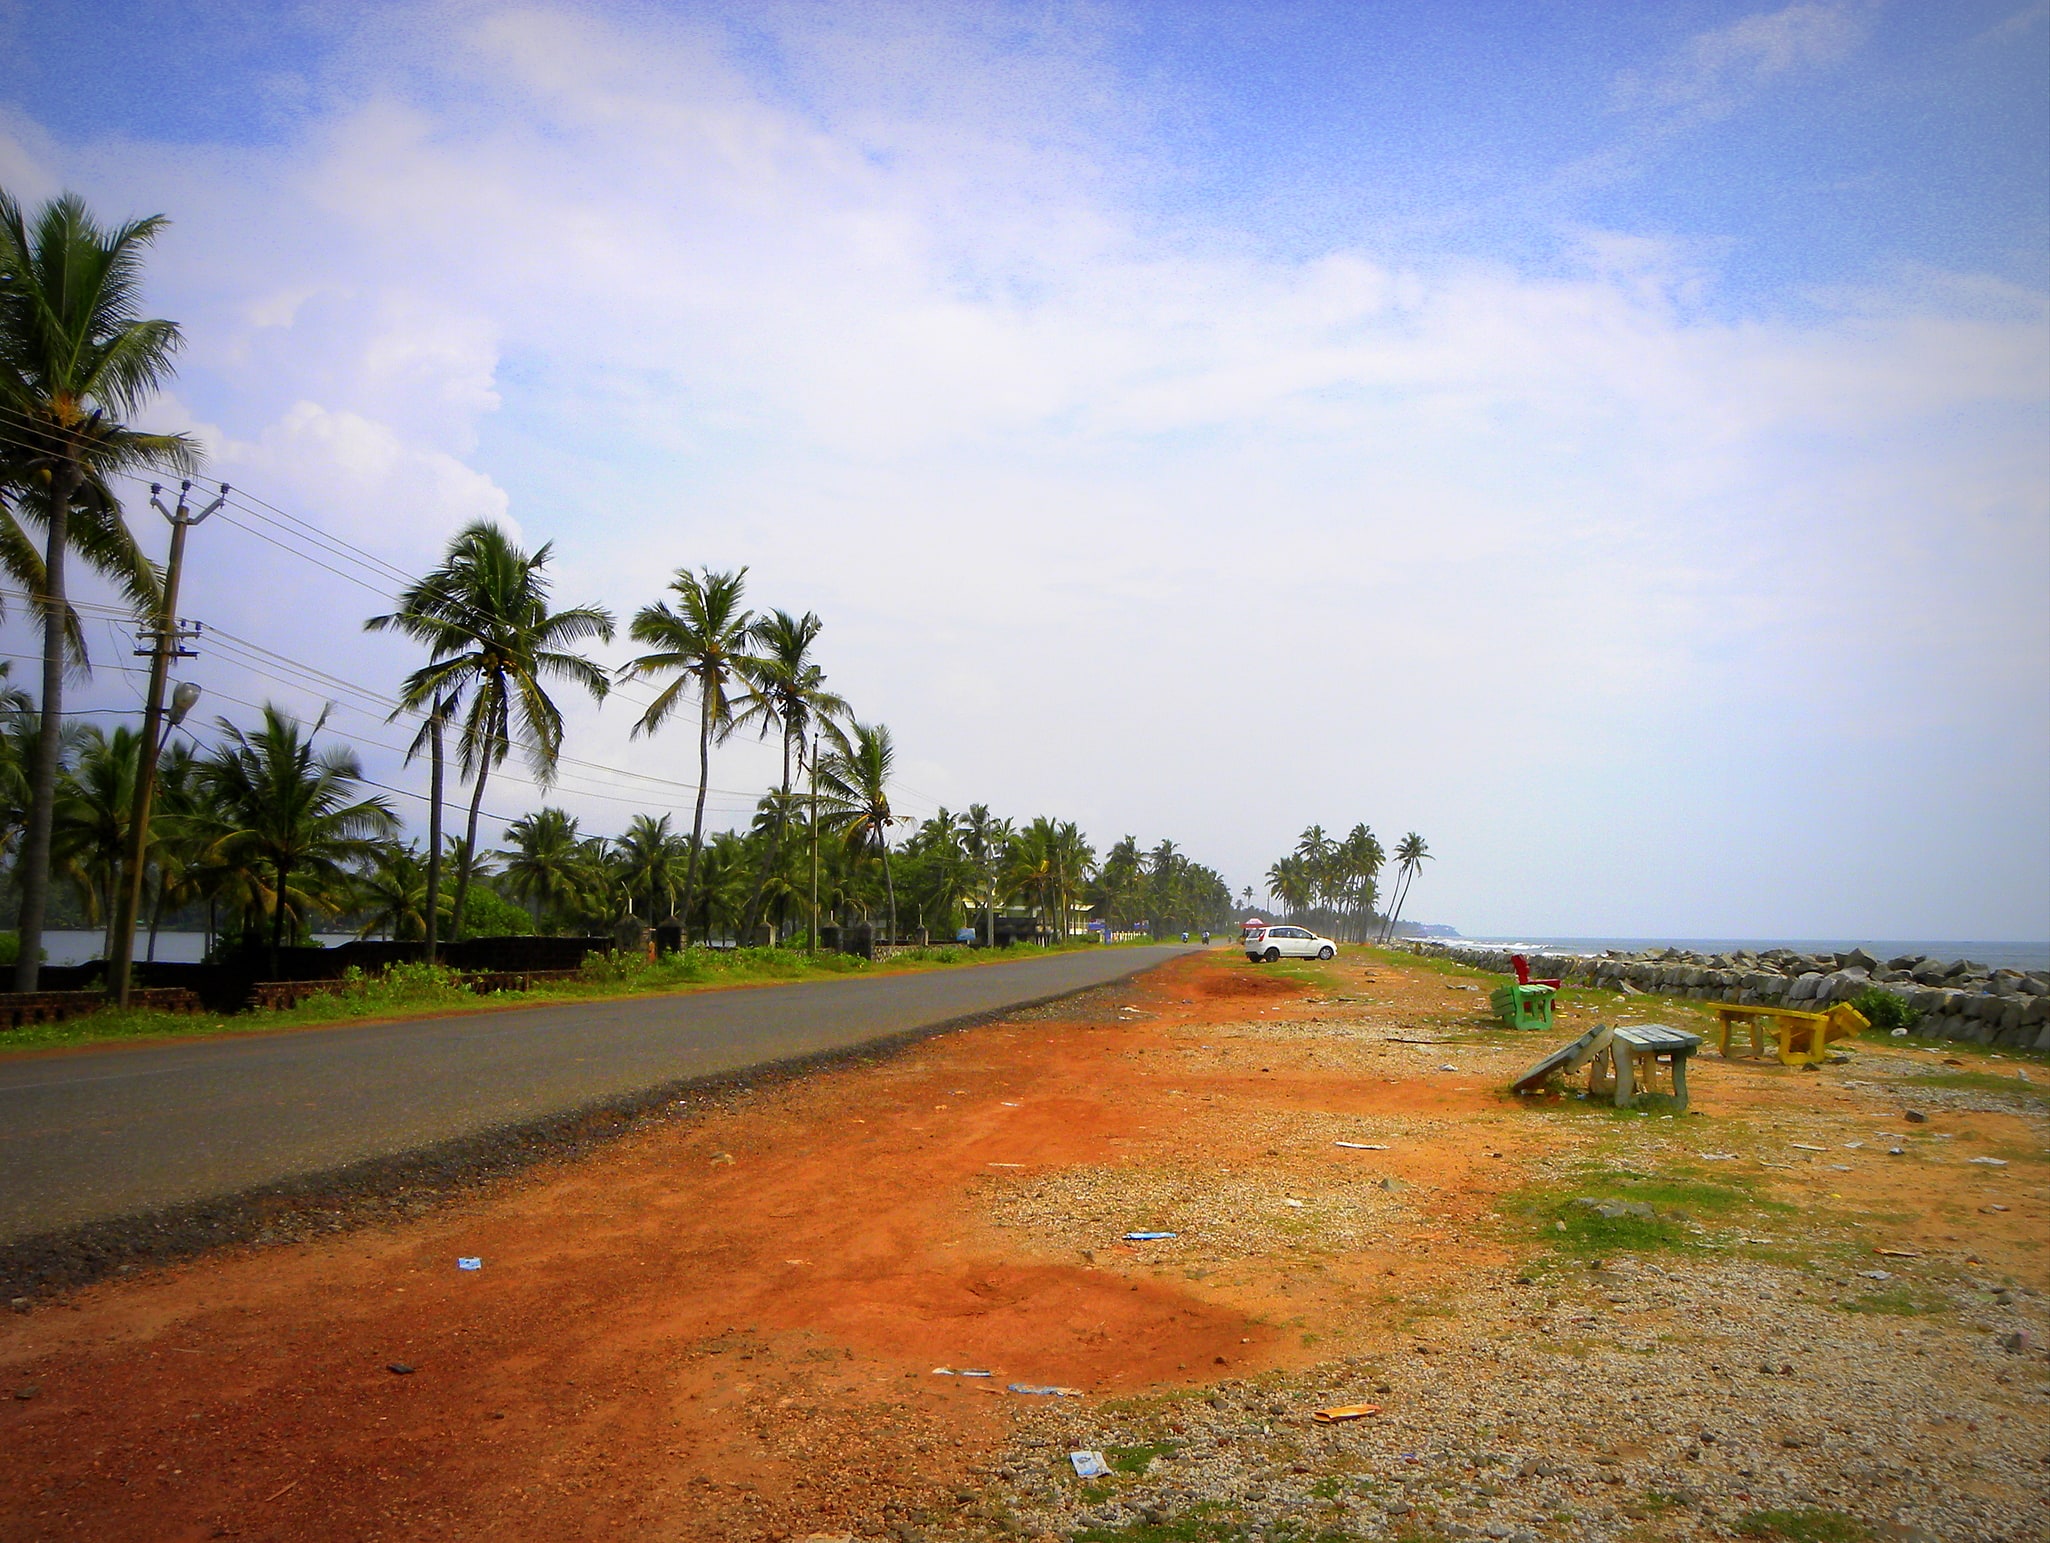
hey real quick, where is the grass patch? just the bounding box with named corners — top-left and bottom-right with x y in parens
top-left (1733, 1507), bottom-right (1871, 1541)
top-left (1106, 1441), bottom-right (1181, 1475)
top-left (1505, 1162), bottom-right (1773, 1256)
top-left (1836, 1284), bottom-right (1946, 1317)
top-left (1895, 1070), bottom-right (2050, 1110)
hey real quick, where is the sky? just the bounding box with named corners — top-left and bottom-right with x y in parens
top-left (1, 0), bottom-right (2045, 942)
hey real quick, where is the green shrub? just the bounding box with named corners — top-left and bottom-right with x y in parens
top-left (1850, 987), bottom-right (1919, 1034)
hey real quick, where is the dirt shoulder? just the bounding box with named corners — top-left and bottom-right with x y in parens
top-left (0, 949), bottom-right (2043, 1543)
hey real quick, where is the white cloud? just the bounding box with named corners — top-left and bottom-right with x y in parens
top-left (1620, 2), bottom-right (1866, 121)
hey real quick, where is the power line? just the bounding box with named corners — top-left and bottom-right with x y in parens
top-left (0, 417), bottom-right (943, 822)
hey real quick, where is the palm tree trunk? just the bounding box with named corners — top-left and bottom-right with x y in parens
top-left (740, 728), bottom-right (795, 942)
top-left (881, 837), bottom-right (897, 952)
top-left (423, 704), bottom-right (445, 964)
top-left (449, 758), bottom-right (490, 942)
top-left (269, 856), bottom-right (291, 979)
top-left (13, 459), bottom-right (81, 991)
top-left (1384, 868), bottom-right (1412, 943)
top-left (146, 874), bottom-right (165, 963)
top-left (680, 691), bottom-right (711, 946)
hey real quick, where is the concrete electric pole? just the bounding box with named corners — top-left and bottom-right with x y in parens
top-left (107, 480), bottom-right (226, 1007)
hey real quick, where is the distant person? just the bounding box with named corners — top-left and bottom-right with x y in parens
top-left (1201, 931), bottom-right (1212, 944)
top-left (1181, 930), bottom-right (1189, 942)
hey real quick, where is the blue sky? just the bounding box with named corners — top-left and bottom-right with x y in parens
top-left (2, 1), bottom-right (2046, 940)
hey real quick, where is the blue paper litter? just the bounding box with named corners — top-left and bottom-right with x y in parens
top-left (1008, 1383), bottom-right (1082, 1397)
top-left (1069, 1451), bottom-right (1111, 1479)
top-left (456, 1257), bottom-right (482, 1271)
top-left (1123, 1231), bottom-right (1177, 1241)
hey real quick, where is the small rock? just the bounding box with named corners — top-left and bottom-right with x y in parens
top-left (1999, 1329), bottom-right (2034, 1355)
top-left (1903, 1110), bottom-right (1927, 1124)
top-left (387, 1362), bottom-right (415, 1375)
top-left (12, 1385), bottom-right (37, 1401)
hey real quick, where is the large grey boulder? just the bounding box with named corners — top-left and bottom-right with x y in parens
top-left (1842, 947), bottom-right (1881, 972)
top-left (1787, 972), bottom-right (1822, 1002)
top-left (1816, 968), bottom-right (1869, 1003)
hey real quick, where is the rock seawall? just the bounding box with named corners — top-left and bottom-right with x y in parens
top-left (1401, 941), bottom-right (2050, 1052)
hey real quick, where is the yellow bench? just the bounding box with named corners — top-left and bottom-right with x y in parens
top-left (1709, 1001), bottom-right (1869, 1067)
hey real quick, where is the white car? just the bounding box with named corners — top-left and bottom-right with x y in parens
top-left (1246, 925), bottom-right (1336, 963)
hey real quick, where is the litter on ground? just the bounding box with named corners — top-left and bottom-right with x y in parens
top-left (1334, 1141), bottom-right (1388, 1150)
top-left (456, 1257), bottom-right (482, 1271)
top-left (1123, 1231), bottom-right (1177, 1241)
top-left (1069, 1451), bottom-right (1111, 1479)
top-left (1313, 1404), bottom-right (1381, 1423)
top-left (1008, 1383), bottom-right (1082, 1397)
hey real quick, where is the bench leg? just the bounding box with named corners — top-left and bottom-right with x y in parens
top-left (1614, 1046), bottom-right (1636, 1108)
top-left (1671, 1054), bottom-right (1690, 1111)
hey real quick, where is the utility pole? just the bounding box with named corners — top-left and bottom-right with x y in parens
top-left (108, 481), bottom-right (226, 1007)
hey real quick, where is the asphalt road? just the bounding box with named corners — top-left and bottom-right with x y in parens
top-left (0, 946), bottom-right (1192, 1243)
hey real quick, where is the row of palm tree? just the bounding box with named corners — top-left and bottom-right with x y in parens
top-left (0, 703), bottom-right (396, 976)
top-left (0, 183), bottom-right (1252, 981)
top-left (1259, 825), bottom-right (1431, 941)
top-left (0, 689), bottom-right (1251, 968)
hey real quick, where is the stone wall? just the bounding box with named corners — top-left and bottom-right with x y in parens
top-left (1399, 941), bottom-right (2050, 1052)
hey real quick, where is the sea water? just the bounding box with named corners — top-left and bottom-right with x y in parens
top-left (1458, 936), bottom-right (2049, 975)
top-left (32, 930), bottom-right (359, 968)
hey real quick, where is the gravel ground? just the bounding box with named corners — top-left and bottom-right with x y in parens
top-left (900, 992), bottom-right (2050, 1543)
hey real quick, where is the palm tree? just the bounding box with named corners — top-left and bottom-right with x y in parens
top-left (0, 188), bottom-right (195, 988)
top-left (1005, 820), bottom-right (1059, 942)
top-left (498, 806), bottom-right (589, 932)
top-left (618, 567), bottom-right (760, 945)
top-left (1380, 832), bottom-right (1432, 943)
top-left (141, 736), bottom-right (205, 961)
top-left (366, 521), bottom-right (614, 941)
top-left (1265, 853), bottom-right (1311, 922)
top-left (194, 705), bottom-right (398, 975)
top-left (51, 724), bottom-right (141, 954)
top-left (902, 810), bottom-right (977, 940)
top-left (354, 841), bottom-right (431, 942)
top-left (729, 608), bottom-right (848, 942)
top-left (1338, 823), bottom-right (1384, 941)
top-left (1092, 835), bottom-right (1145, 935)
top-left (613, 813), bottom-right (690, 925)
top-left (818, 722), bottom-right (900, 948)
top-left (958, 804), bottom-right (1012, 947)
top-left (1049, 820), bottom-right (1096, 941)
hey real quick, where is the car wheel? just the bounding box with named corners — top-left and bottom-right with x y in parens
top-left (1318, 945), bottom-right (1335, 960)
top-left (1263, 947), bottom-right (1281, 963)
